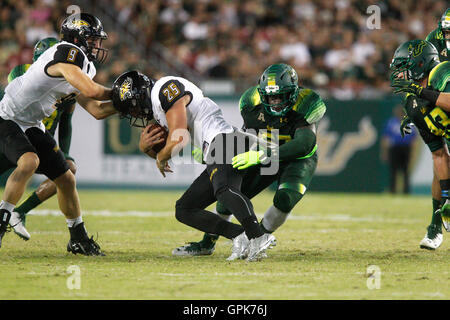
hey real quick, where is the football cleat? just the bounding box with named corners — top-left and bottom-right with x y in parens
top-left (172, 241), bottom-right (216, 256)
top-left (419, 224), bottom-right (443, 250)
top-left (9, 211), bottom-right (30, 241)
top-left (227, 232), bottom-right (249, 261)
top-left (247, 233), bottom-right (276, 262)
top-left (67, 236), bottom-right (105, 256)
top-left (0, 209), bottom-right (11, 249)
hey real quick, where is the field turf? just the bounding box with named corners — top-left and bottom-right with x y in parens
top-left (1, 190), bottom-right (449, 300)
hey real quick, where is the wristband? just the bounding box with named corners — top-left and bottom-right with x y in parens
top-left (420, 88), bottom-right (440, 105)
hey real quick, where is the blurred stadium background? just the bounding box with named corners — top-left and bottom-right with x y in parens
top-left (0, 0), bottom-right (447, 194)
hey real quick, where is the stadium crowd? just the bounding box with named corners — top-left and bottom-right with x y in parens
top-left (0, 0), bottom-right (448, 98)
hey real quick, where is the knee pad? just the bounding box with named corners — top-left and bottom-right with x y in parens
top-left (273, 188), bottom-right (303, 213)
top-left (216, 201), bottom-right (232, 216)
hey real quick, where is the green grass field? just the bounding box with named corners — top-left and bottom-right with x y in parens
top-left (1, 190), bottom-right (449, 300)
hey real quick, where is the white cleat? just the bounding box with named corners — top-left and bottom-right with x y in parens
top-left (419, 232), bottom-right (443, 250)
top-left (247, 233), bottom-right (276, 262)
top-left (227, 232), bottom-right (249, 261)
top-left (9, 211), bottom-right (30, 241)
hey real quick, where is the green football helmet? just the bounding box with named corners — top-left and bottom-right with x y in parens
top-left (389, 40), bottom-right (440, 83)
top-left (33, 37), bottom-right (59, 62)
top-left (438, 8), bottom-right (450, 50)
top-left (257, 63), bottom-right (300, 116)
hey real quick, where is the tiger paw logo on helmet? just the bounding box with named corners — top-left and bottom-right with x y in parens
top-left (119, 78), bottom-right (133, 101)
top-left (70, 19), bottom-right (90, 28)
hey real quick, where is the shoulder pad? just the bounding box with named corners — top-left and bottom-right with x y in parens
top-left (239, 86), bottom-right (260, 111)
top-left (7, 64), bottom-right (31, 83)
top-left (52, 44), bottom-right (86, 69)
top-left (158, 79), bottom-right (189, 112)
top-left (292, 88), bottom-right (326, 124)
top-left (428, 61), bottom-right (450, 91)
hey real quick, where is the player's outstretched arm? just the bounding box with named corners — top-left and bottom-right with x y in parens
top-left (436, 93), bottom-right (450, 111)
top-left (232, 124), bottom-right (317, 170)
top-left (47, 62), bottom-right (112, 101)
top-left (391, 79), bottom-right (450, 111)
top-left (76, 94), bottom-right (117, 120)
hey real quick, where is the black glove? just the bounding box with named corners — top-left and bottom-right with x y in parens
top-left (392, 79), bottom-right (440, 105)
top-left (391, 79), bottom-right (424, 96)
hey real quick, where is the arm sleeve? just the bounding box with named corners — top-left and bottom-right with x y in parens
top-left (275, 127), bottom-right (317, 161)
top-left (58, 108), bottom-right (74, 155)
top-left (158, 79), bottom-right (191, 112)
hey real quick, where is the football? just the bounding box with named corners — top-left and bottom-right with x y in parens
top-left (147, 122), bottom-right (168, 153)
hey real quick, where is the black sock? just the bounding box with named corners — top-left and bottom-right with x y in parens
top-left (69, 222), bottom-right (89, 241)
top-left (260, 219), bottom-right (273, 234)
top-left (0, 209), bottom-right (11, 232)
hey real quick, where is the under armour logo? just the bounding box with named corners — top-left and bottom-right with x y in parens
top-left (258, 113), bottom-right (265, 122)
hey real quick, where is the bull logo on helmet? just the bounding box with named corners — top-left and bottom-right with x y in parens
top-left (408, 41), bottom-right (426, 57)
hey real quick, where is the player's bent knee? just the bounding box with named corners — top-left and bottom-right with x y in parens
top-left (67, 160), bottom-right (77, 175)
top-left (273, 188), bottom-right (303, 213)
top-left (17, 152), bottom-right (40, 175)
top-left (175, 201), bottom-right (192, 224)
top-left (216, 201), bottom-right (231, 216)
top-left (54, 169), bottom-right (76, 189)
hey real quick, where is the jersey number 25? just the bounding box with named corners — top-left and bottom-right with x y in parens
top-left (162, 82), bottom-right (180, 102)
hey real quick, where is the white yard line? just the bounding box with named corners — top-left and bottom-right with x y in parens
top-left (28, 209), bottom-right (421, 224)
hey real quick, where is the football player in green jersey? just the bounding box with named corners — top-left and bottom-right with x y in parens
top-left (390, 40), bottom-right (450, 250)
top-left (4, 37), bottom-right (77, 241)
top-left (172, 63), bottom-right (326, 256)
top-left (426, 8), bottom-right (450, 62)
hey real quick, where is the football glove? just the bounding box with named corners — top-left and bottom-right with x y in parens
top-left (232, 150), bottom-right (269, 170)
top-left (391, 79), bottom-right (424, 96)
top-left (400, 115), bottom-right (413, 138)
top-left (192, 147), bottom-right (204, 164)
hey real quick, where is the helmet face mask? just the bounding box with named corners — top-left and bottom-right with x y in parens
top-left (439, 8), bottom-right (450, 50)
top-left (112, 71), bottom-right (155, 128)
top-left (85, 36), bottom-right (108, 64)
top-left (61, 13), bottom-right (108, 63)
top-left (257, 64), bottom-right (300, 116)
